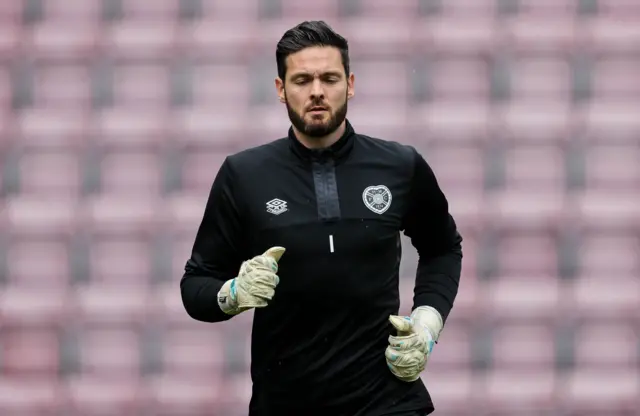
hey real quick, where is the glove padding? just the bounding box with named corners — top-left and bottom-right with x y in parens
top-left (386, 306), bottom-right (443, 382)
top-left (217, 246), bottom-right (285, 315)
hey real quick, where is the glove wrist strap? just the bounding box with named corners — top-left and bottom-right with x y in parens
top-left (411, 306), bottom-right (444, 342)
top-left (217, 279), bottom-right (240, 315)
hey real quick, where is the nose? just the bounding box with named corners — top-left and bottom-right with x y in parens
top-left (310, 78), bottom-right (324, 101)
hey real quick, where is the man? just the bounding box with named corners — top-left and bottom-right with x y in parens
top-left (181, 21), bottom-right (463, 416)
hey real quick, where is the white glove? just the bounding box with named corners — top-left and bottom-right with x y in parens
top-left (217, 246), bottom-right (286, 315)
top-left (385, 306), bottom-right (443, 382)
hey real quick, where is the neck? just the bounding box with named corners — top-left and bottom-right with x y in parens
top-left (292, 121), bottom-right (346, 150)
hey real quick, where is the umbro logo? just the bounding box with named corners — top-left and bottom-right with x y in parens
top-left (266, 198), bottom-right (288, 215)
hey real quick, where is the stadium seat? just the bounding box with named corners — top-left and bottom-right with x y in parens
top-left (482, 368), bottom-right (558, 414)
top-left (279, 0), bottom-right (339, 20)
top-left (339, 18), bottom-right (413, 58)
top-left (591, 58), bottom-right (640, 99)
top-left (181, 150), bottom-right (227, 192)
top-left (567, 274), bottom-right (639, 325)
top-left (573, 190), bottom-right (640, 232)
top-left (64, 376), bottom-right (147, 416)
top-left (494, 101), bottom-right (574, 145)
top-left (41, 0), bottom-right (101, 23)
top-left (32, 64), bottom-right (92, 110)
top-left (427, 328), bottom-right (471, 371)
top-left (579, 99), bottom-right (640, 143)
top-left (351, 0), bottom-right (420, 18)
top-left (495, 233), bottom-right (558, 276)
top-left (89, 237), bottom-right (153, 286)
top-left (165, 191), bottom-right (208, 236)
top-left (4, 195), bottom-right (77, 238)
top-left (445, 190), bottom-right (486, 237)
top-left (180, 20), bottom-right (255, 63)
top-left (18, 151), bottom-right (81, 197)
top-left (111, 64), bottom-right (171, 108)
top-left (102, 21), bottom-right (178, 61)
top-left (120, 0), bottom-right (180, 21)
top-left (201, 0), bottom-right (260, 21)
top-left (191, 64), bottom-right (251, 107)
top-left (94, 107), bottom-right (169, 150)
top-left (0, 285), bottom-right (71, 328)
top-left (6, 240), bottom-right (70, 287)
top-left (0, 378), bottom-right (64, 415)
top-left (0, 22), bottom-right (19, 63)
top-left (81, 194), bottom-right (165, 237)
top-left (421, 370), bottom-right (479, 415)
top-left (99, 151), bottom-right (163, 195)
top-left (577, 233), bottom-right (639, 276)
top-left (77, 328), bottom-right (141, 376)
top-left (15, 108), bottom-right (89, 150)
top-left (0, 328), bottom-right (60, 376)
top-left (508, 57), bottom-right (572, 102)
top-left (146, 374), bottom-right (222, 415)
top-left (349, 60), bottom-right (409, 102)
top-left (502, 145), bottom-right (566, 192)
top-left (598, 0), bottom-right (640, 16)
top-left (485, 190), bottom-right (567, 233)
top-left (491, 324), bottom-right (555, 370)
top-left (502, 15), bottom-right (580, 55)
top-left (344, 101), bottom-right (411, 143)
top-left (410, 100), bottom-right (491, 145)
top-left (573, 324), bottom-right (637, 369)
top-left (438, 0), bottom-right (497, 16)
top-left (171, 106), bottom-right (250, 149)
top-left (71, 283), bottom-right (152, 327)
top-left (583, 144), bottom-right (640, 190)
top-left (0, 66), bottom-right (8, 111)
top-left (424, 144), bottom-right (485, 192)
top-left (0, 0), bottom-right (23, 24)
top-left (160, 329), bottom-right (225, 376)
top-left (429, 57), bottom-right (490, 100)
top-left (414, 16), bottom-right (498, 56)
top-left (583, 16), bottom-right (640, 55)
top-left (558, 369), bottom-right (639, 415)
top-left (220, 374), bottom-right (253, 412)
top-left (23, 22), bottom-right (98, 61)
top-left (517, 0), bottom-right (580, 15)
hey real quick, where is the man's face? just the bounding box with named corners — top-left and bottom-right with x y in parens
top-left (276, 46), bottom-right (355, 138)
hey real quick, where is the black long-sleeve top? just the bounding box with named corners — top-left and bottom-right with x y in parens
top-left (180, 120), bottom-right (463, 416)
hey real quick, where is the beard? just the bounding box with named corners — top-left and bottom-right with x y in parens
top-left (286, 94), bottom-right (348, 138)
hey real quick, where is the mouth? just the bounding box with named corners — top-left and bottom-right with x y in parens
top-left (308, 106), bottom-right (328, 113)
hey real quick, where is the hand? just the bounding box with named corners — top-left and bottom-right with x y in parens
top-left (385, 306), bottom-right (442, 382)
top-left (217, 246), bottom-right (286, 315)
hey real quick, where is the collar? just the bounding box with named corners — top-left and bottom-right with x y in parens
top-left (288, 119), bottom-right (356, 164)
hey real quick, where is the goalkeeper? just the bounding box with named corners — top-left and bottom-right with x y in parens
top-left (180, 21), bottom-right (463, 416)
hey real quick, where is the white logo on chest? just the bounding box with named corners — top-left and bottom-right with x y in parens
top-left (266, 198), bottom-right (288, 215)
top-left (362, 185), bottom-right (392, 214)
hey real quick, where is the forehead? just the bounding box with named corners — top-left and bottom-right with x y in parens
top-left (285, 46), bottom-right (343, 77)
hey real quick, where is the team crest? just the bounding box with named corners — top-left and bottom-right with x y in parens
top-left (362, 185), bottom-right (392, 214)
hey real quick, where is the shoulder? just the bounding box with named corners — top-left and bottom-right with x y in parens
top-left (354, 132), bottom-right (420, 170)
top-left (223, 137), bottom-right (289, 172)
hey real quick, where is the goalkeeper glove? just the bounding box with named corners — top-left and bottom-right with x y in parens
top-left (217, 246), bottom-right (286, 316)
top-left (385, 306), bottom-right (443, 382)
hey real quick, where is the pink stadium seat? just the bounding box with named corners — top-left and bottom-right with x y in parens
top-left (24, 23), bottom-right (98, 61)
top-left (0, 0), bottom-right (23, 23)
top-left (411, 100), bottom-right (490, 145)
top-left (558, 369), bottom-right (639, 415)
top-left (495, 233), bottom-right (558, 276)
top-left (0, 329), bottom-right (59, 375)
top-left (591, 59), bottom-right (640, 99)
top-left (77, 329), bottom-right (141, 376)
top-left (424, 145), bottom-right (484, 192)
top-left (340, 102), bottom-right (411, 143)
top-left (485, 190), bottom-right (567, 232)
top-left (16, 108), bottom-right (88, 150)
top-left (19, 151), bottom-right (81, 197)
top-left (427, 328), bottom-right (471, 371)
top-left (429, 58), bottom-right (490, 100)
top-left (0, 67), bottom-right (10, 111)
top-left (491, 324), bottom-right (555, 370)
top-left (349, 60), bottom-right (409, 101)
top-left (0, 379), bottom-right (64, 415)
top-left (181, 150), bottom-right (234, 192)
top-left (421, 370), bottom-right (478, 416)
top-left (32, 64), bottom-right (92, 109)
top-left (0, 23), bottom-right (19, 62)
top-left (279, 0), bottom-right (339, 20)
top-left (146, 374), bottom-right (222, 415)
top-left (102, 21), bottom-right (178, 61)
top-left (94, 107), bottom-right (169, 150)
top-left (598, 0), bottom-right (640, 16)
top-left (112, 65), bottom-right (170, 108)
top-left (191, 64), bottom-right (251, 107)
top-left (165, 192), bottom-right (208, 236)
top-left (502, 16), bottom-right (580, 54)
top-left (573, 324), bottom-right (637, 369)
top-left (584, 17), bottom-right (640, 55)
top-left (439, 0), bottom-right (497, 16)
top-left (120, 0), bottom-right (179, 20)
top-left (509, 58), bottom-right (572, 101)
top-left (200, 0), bottom-right (260, 21)
top-left (161, 329), bottom-right (224, 375)
top-left (579, 99), bottom-right (640, 143)
top-left (482, 369), bottom-right (558, 414)
top-left (583, 144), bottom-right (640, 190)
top-left (41, 0), bottom-right (101, 23)
top-left (441, 264), bottom-right (480, 328)
top-left (99, 151), bottom-right (162, 195)
top-left (414, 17), bottom-right (498, 56)
top-left (89, 237), bottom-right (152, 286)
top-left (494, 101), bottom-right (574, 145)
top-left (171, 106), bottom-right (250, 149)
top-left (573, 190), bottom-right (640, 232)
top-left (181, 20), bottom-right (255, 63)
top-left (445, 190), bottom-right (486, 237)
top-left (353, 0), bottom-right (419, 17)
top-left (6, 240), bottom-right (70, 287)
top-left (152, 282), bottom-right (206, 329)
top-left (0, 286), bottom-right (70, 328)
top-left (221, 374), bottom-right (252, 411)
top-left (481, 275), bottom-right (561, 325)
top-left (503, 145), bottom-right (565, 192)
top-left (340, 18), bottom-right (413, 57)
top-left (71, 283), bottom-right (152, 327)
top-left (4, 196), bottom-right (77, 238)
top-left (246, 103), bottom-right (295, 145)
top-left (578, 233), bottom-right (639, 276)
top-left (567, 274), bottom-right (639, 325)
top-left (65, 376), bottom-right (147, 416)
top-left (517, 0), bottom-right (580, 15)
top-left (82, 194), bottom-right (164, 237)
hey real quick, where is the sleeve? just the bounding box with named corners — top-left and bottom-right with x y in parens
top-left (180, 157), bottom-right (248, 323)
top-left (401, 148), bottom-right (463, 323)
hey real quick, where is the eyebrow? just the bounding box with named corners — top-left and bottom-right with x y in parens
top-left (290, 70), bottom-right (344, 80)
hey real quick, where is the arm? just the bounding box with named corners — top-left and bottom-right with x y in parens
top-left (402, 148), bottom-right (463, 328)
top-left (180, 157), bottom-right (247, 323)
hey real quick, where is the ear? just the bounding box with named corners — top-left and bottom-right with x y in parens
top-left (275, 77), bottom-right (286, 103)
top-left (347, 72), bottom-right (355, 100)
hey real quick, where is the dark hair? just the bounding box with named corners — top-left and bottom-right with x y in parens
top-left (276, 20), bottom-right (350, 81)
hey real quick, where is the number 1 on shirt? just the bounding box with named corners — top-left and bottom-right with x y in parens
top-left (329, 235), bottom-right (334, 253)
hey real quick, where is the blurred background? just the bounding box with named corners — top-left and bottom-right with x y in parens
top-left (0, 0), bottom-right (639, 415)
